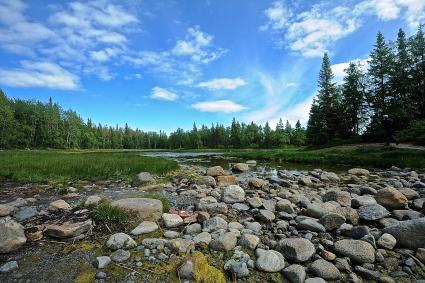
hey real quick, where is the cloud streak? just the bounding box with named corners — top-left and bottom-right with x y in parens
top-left (191, 100), bottom-right (246, 113)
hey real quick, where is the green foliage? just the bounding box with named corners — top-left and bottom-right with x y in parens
top-left (398, 120), bottom-right (425, 145)
top-left (94, 202), bottom-right (129, 229)
top-left (0, 150), bottom-right (178, 182)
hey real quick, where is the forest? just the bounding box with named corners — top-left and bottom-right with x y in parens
top-left (1, 26), bottom-right (424, 149)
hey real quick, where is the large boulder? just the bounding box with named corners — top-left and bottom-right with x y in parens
top-left (45, 220), bottom-right (92, 239)
top-left (131, 172), bottom-right (154, 186)
top-left (0, 218), bottom-right (27, 253)
top-left (334, 239), bottom-right (375, 263)
top-left (277, 238), bottom-right (315, 263)
top-left (222, 185), bottom-right (245, 203)
top-left (206, 166), bottom-right (225, 177)
top-left (111, 198), bottom-right (162, 221)
top-left (375, 187), bottom-right (408, 210)
top-left (358, 204), bottom-right (390, 220)
top-left (382, 218), bottom-right (425, 249)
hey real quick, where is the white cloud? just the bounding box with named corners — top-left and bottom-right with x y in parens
top-left (285, 82), bottom-right (297, 88)
top-left (150, 87), bottom-right (179, 101)
top-left (197, 78), bottom-right (246, 90)
top-left (268, 96), bottom-right (313, 127)
top-left (0, 61), bottom-right (79, 90)
top-left (331, 58), bottom-right (369, 83)
top-left (90, 47), bottom-right (121, 62)
top-left (191, 100), bottom-right (246, 113)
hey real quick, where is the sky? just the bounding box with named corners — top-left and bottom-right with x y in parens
top-left (0, 0), bottom-right (424, 132)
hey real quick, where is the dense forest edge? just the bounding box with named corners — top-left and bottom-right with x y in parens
top-left (0, 25), bottom-right (424, 151)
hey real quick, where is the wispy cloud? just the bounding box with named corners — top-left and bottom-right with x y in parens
top-left (0, 61), bottom-right (79, 90)
top-left (150, 86), bottom-right (179, 101)
top-left (191, 100), bottom-right (246, 113)
top-left (197, 78), bottom-right (246, 90)
top-left (331, 57), bottom-right (369, 83)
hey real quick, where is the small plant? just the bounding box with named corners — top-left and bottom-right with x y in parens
top-left (94, 202), bottom-right (129, 225)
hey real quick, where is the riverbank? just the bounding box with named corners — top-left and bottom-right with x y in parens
top-left (0, 151), bottom-right (178, 182)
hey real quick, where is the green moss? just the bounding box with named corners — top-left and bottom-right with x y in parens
top-left (192, 252), bottom-right (226, 283)
top-left (73, 271), bottom-right (96, 283)
top-left (62, 241), bottom-right (99, 255)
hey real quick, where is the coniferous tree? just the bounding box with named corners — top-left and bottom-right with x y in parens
top-left (409, 24), bottom-right (425, 118)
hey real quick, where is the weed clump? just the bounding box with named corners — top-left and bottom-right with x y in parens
top-left (94, 202), bottom-right (129, 225)
top-left (192, 251), bottom-right (226, 283)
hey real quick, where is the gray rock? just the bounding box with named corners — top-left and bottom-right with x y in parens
top-left (110, 249), bottom-right (130, 262)
top-left (354, 265), bottom-right (380, 280)
top-left (398, 188), bottom-right (419, 200)
top-left (392, 209), bottom-right (423, 220)
top-left (96, 256), bottom-right (111, 268)
top-left (95, 272), bottom-right (107, 280)
top-left (298, 176), bottom-right (312, 186)
top-left (178, 259), bottom-right (194, 280)
top-left (248, 178), bottom-right (265, 188)
top-left (232, 203), bottom-right (250, 211)
top-left (209, 232), bottom-right (237, 251)
top-left (0, 204), bottom-right (13, 217)
top-left (196, 176), bottom-right (216, 187)
top-left (232, 163), bottom-right (249, 172)
top-left (85, 195), bottom-right (102, 206)
top-left (320, 213), bottom-right (346, 231)
top-left (164, 230), bottom-right (180, 239)
top-left (268, 177), bottom-right (291, 187)
top-left (186, 223), bottom-right (202, 235)
top-left (377, 233), bottom-right (397, 249)
top-left (239, 234), bottom-right (260, 250)
top-left (206, 166), bottom-right (225, 177)
top-left (335, 207), bottom-right (359, 225)
top-left (334, 239), bottom-right (375, 263)
top-left (352, 195), bottom-right (377, 208)
top-left (167, 238), bottom-right (195, 254)
top-left (323, 190), bottom-right (351, 207)
top-left (14, 207), bottom-right (38, 220)
top-left (282, 264), bottom-right (306, 283)
top-left (193, 232), bottom-right (212, 246)
top-left (45, 219), bottom-right (92, 239)
top-left (130, 221), bottom-right (159, 235)
top-left (358, 204), bottom-right (390, 220)
top-left (245, 222), bottom-right (262, 233)
top-left (276, 199), bottom-right (295, 213)
top-left (348, 168), bottom-right (370, 176)
top-left (305, 278), bottom-right (327, 283)
top-left (247, 197), bottom-right (263, 208)
top-left (254, 209), bottom-right (275, 222)
top-left (309, 259), bottom-right (341, 280)
top-left (222, 185), bottom-right (245, 203)
top-left (277, 238), bottom-right (315, 263)
top-left (297, 219), bottom-right (326, 233)
top-left (111, 198), bottom-right (162, 221)
top-left (306, 202), bottom-right (337, 218)
top-left (203, 216), bottom-right (228, 232)
top-left (0, 218), bottom-right (27, 253)
top-left (382, 218), bottom-right (425, 249)
top-left (132, 172), bottom-right (154, 186)
top-left (255, 249), bottom-right (285, 272)
top-left (162, 213), bottom-right (184, 228)
top-left (106, 233), bottom-right (137, 250)
top-left (0, 261), bottom-right (18, 273)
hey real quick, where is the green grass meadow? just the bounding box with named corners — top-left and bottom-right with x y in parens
top-left (0, 150), bottom-right (178, 182)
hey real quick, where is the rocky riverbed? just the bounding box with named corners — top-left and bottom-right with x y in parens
top-left (1, 160), bottom-right (425, 283)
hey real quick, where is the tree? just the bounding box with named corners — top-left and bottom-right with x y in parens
top-left (409, 24), bottom-right (425, 119)
top-left (190, 123), bottom-right (202, 149)
top-left (230, 118), bottom-right (242, 148)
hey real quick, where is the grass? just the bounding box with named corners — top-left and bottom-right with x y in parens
top-left (142, 192), bottom-right (172, 212)
top-left (224, 146), bottom-right (425, 169)
top-left (0, 150), bottom-right (178, 182)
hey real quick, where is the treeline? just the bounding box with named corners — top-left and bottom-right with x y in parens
top-left (307, 25), bottom-right (425, 145)
top-left (0, 90), bottom-right (306, 149)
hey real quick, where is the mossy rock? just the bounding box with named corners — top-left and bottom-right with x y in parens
top-left (192, 251), bottom-right (226, 283)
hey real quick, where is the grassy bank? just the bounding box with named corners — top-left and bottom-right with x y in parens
top-left (0, 150), bottom-right (178, 182)
top-left (225, 146), bottom-right (425, 169)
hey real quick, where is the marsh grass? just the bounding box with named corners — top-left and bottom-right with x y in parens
top-left (0, 150), bottom-right (178, 182)
top-left (226, 146), bottom-right (425, 169)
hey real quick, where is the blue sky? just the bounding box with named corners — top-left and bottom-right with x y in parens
top-left (0, 0), bottom-right (424, 132)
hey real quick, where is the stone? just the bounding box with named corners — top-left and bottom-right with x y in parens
top-left (85, 195), bottom-right (102, 206)
top-left (334, 239), bottom-right (375, 263)
top-left (262, 199), bottom-right (276, 212)
top-left (320, 171), bottom-right (340, 182)
top-left (106, 233), bottom-right (137, 250)
top-left (298, 176), bottom-right (312, 186)
top-left (352, 195), bottom-right (377, 208)
top-left (45, 219), bottom-right (92, 239)
top-left (217, 175), bottom-right (237, 186)
top-left (255, 249), bottom-right (285, 272)
top-left (382, 218), bottom-right (425, 249)
top-left (277, 238), bottom-right (315, 263)
top-left (320, 213), bottom-right (346, 231)
top-left (164, 230), bottom-right (180, 239)
top-left (232, 203), bottom-right (249, 211)
top-left (0, 204), bottom-right (12, 217)
top-left (110, 249), bottom-right (130, 262)
top-left (232, 163), bottom-right (249, 172)
top-left (224, 259), bottom-right (250, 278)
top-left (239, 234), bottom-right (260, 250)
top-left (130, 221), bottom-right (159, 236)
top-left (131, 172), bottom-right (154, 186)
top-left (178, 259), bottom-right (194, 280)
top-left (193, 232), bottom-right (212, 246)
top-left (0, 218), bottom-right (27, 253)
top-left (247, 197), bottom-right (262, 208)
top-left (167, 238), bottom-right (195, 254)
top-left (0, 261), bottom-right (18, 273)
top-left (222, 185), bottom-right (245, 203)
top-left (162, 213), bottom-right (184, 228)
top-left (196, 176), bottom-right (216, 187)
top-left (111, 198), bottom-right (162, 221)
top-left (245, 222), bottom-right (262, 233)
top-left (254, 209), bottom-right (275, 222)
top-left (186, 223), bottom-right (202, 235)
top-left (335, 207), bottom-right (359, 225)
top-left (398, 188), bottom-right (419, 200)
top-left (377, 233), bottom-right (397, 250)
top-left (14, 207), bottom-right (38, 220)
top-left (305, 278), bottom-right (326, 283)
top-left (358, 204), bottom-right (390, 220)
top-left (309, 259), bottom-right (341, 280)
top-left (49, 199), bottom-right (71, 210)
top-left (323, 190), bottom-right (351, 207)
top-left (206, 166), bottom-right (225, 177)
top-left (203, 216), bottom-right (228, 232)
top-left (268, 177), bottom-right (291, 187)
top-left (209, 232), bottom-right (237, 251)
top-left (246, 160), bottom-right (257, 165)
top-left (392, 209), bottom-right (423, 220)
top-left (355, 266), bottom-right (380, 280)
top-left (96, 256), bottom-right (111, 268)
top-left (297, 219), bottom-right (326, 233)
top-left (95, 272), bottom-right (107, 280)
top-left (375, 188), bottom-right (408, 210)
top-left (276, 199), bottom-right (295, 213)
top-left (248, 178), bottom-right (265, 188)
top-left (348, 168), bottom-right (370, 176)
top-left (306, 202), bottom-right (337, 218)
top-left (282, 264), bottom-right (306, 283)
